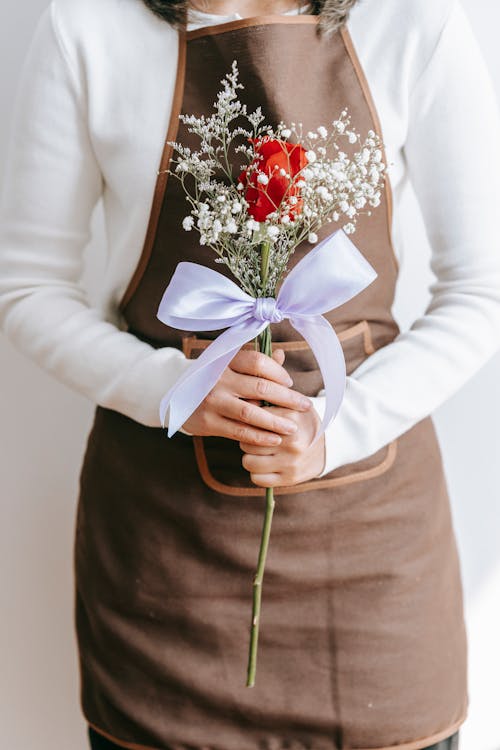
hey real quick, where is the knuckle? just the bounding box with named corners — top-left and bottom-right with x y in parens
top-left (204, 388), bottom-right (217, 406)
top-left (255, 378), bottom-right (270, 397)
top-left (234, 425), bottom-right (251, 442)
top-left (240, 403), bottom-right (253, 422)
top-left (255, 431), bottom-right (271, 446)
top-left (254, 351), bottom-right (270, 376)
top-left (288, 437), bottom-right (303, 455)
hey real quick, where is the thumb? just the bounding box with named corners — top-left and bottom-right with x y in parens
top-left (271, 347), bottom-right (285, 367)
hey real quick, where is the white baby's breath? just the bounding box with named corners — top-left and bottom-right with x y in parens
top-left (164, 60), bottom-right (387, 296)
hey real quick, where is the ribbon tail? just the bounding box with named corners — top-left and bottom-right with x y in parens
top-left (289, 315), bottom-right (346, 441)
top-left (160, 317), bottom-right (267, 436)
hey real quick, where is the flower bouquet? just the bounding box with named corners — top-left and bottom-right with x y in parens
top-left (156, 61), bottom-right (386, 686)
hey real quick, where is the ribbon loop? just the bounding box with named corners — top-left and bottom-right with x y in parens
top-left (157, 228), bottom-right (378, 437)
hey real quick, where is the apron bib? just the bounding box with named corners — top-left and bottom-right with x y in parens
top-left (75, 15), bottom-right (468, 750)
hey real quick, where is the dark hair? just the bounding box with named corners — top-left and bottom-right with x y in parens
top-left (141, 0), bottom-right (357, 35)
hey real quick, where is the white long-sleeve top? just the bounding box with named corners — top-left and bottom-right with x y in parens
top-left (1, 0), bottom-right (500, 476)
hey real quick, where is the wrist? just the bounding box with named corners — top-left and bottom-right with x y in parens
top-left (307, 396), bottom-right (328, 478)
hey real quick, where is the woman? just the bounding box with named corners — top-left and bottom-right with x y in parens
top-left (1, 0), bottom-right (499, 748)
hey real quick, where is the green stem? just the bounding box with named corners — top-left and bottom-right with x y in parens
top-left (246, 240), bottom-right (275, 688)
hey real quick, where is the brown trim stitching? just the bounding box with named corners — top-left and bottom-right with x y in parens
top-left (181, 320), bottom-right (374, 358)
top-left (86, 720), bottom-right (163, 750)
top-left (339, 26), bottom-right (400, 276)
top-left (194, 437), bottom-right (398, 497)
top-left (118, 32), bottom-right (187, 313)
top-left (87, 705), bottom-right (466, 750)
top-left (186, 14), bottom-right (318, 40)
top-left (356, 711), bottom-right (466, 750)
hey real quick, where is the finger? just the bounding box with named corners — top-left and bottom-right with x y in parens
top-left (217, 394), bottom-right (298, 435)
top-left (231, 372), bottom-right (311, 412)
top-left (242, 452), bottom-right (288, 473)
top-left (249, 473), bottom-right (283, 488)
top-left (230, 349), bottom-right (293, 387)
top-left (271, 348), bottom-right (286, 367)
top-left (239, 442), bottom-right (276, 455)
top-left (215, 416), bottom-right (284, 447)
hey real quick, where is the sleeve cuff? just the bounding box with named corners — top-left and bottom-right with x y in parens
top-left (308, 391), bottom-right (359, 477)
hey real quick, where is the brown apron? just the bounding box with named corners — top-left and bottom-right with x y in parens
top-left (74, 15), bottom-right (468, 750)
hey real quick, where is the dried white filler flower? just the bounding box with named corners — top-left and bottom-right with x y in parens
top-left (164, 60), bottom-right (387, 296)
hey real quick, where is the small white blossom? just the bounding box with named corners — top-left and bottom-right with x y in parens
top-left (257, 173), bottom-right (269, 185)
top-left (316, 186), bottom-right (330, 201)
top-left (224, 219), bottom-right (238, 233)
top-left (361, 148), bottom-right (371, 164)
top-left (266, 225), bottom-right (280, 240)
top-left (182, 216), bottom-right (194, 231)
top-left (317, 126), bottom-right (328, 138)
top-left (308, 232), bottom-right (318, 244)
top-left (305, 150), bottom-right (317, 163)
top-left (344, 223), bottom-right (355, 234)
top-left (281, 128), bottom-right (291, 138)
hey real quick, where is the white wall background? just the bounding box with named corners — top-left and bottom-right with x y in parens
top-left (0, 1), bottom-right (499, 749)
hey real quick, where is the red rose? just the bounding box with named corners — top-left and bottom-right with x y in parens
top-left (238, 137), bottom-right (308, 222)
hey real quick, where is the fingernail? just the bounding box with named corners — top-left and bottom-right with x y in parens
top-left (299, 397), bottom-right (311, 409)
top-left (270, 435), bottom-right (282, 445)
top-left (286, 375), bottom-right (294, 386)
top-left (283, 422), bottom-right (298, 434)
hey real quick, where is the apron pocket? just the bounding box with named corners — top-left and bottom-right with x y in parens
top-left (181, 321), bottom-right (398, 496)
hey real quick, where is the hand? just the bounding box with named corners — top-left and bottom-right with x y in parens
top-left (240, 403), bottom-right (326, 487)
top-left (182, 348), bottom-right (312, 447)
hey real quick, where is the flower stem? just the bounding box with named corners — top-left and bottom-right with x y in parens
top-left (246, 240), bottom-right (275, 688)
